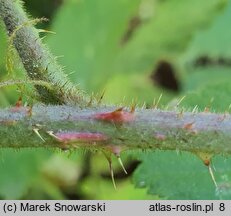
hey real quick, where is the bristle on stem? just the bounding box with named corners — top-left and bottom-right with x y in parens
top-left (208, 164), bottom-right (218, 188)
top-left (117, 156), bottom-right (128, 174)
top-left (109, 159), bottom-right (117, 190)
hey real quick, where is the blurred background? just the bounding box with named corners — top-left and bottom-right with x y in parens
top-left (0, 0), bottom-right (231, 199)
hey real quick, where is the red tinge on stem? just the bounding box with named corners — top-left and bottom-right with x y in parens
top-left (54, 132), bottom-right (108, 143)
top-left (183, 122), bottom-right (194, 130)
top-left (154, 133), bottom-right (166, 141)
top-left (10, 96), bottom-right (31, 115)
top-left (93, 107), bottom-right (135, 123)
top-left (11, 96), bottom-right (23, 112)
top-left (107, 145), bottom-right (128, 175)
top-left (183, 122), bottom-right (197, 134)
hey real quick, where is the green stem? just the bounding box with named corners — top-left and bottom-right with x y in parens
top-left (0, 0), bottom-right (88, 105)
top-left (0, 105), bottom-right (230, 155)
top-left (0, 1), bottom-right (230, 156)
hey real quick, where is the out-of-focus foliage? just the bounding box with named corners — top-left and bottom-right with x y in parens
top-left (0, 0), bottom-right (231, 199)
top-left (0, 149), bottom-right (51, 199)
top-left (47, 0), bottom-right (141, 92)
top-left (47, 0), bottom-right (226, 104)
top-left (133, 1), bottom-right (231, 199)
top-left (114, 0), bottom-right (226, 74)
top-left (181, 1), bottom-right (231, 93)
top-left (0, 24), bottom-right (9, 106)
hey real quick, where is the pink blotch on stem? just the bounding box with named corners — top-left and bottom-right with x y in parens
top-left (108, 145), bottom-right (122, 156)
top-left (154, 133), bottom-right (166, 141)
top-left (54, 132), bottom-right (108, 143)
top-left (93, 107), bottom-right (135, 123)
top-left (10, 96), bottom-right (32, 115)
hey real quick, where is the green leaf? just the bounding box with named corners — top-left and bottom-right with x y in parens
top-left (47, 0), bottom-right (225, 94)
top-left (0, 149), bottom-right (51, 199)
top-left (0, 24), bottom-right (9, 106)
top-left (0, 23), bottom-right (7, 68)
top-left (83, 178), bottom-right (156, 200)
top-left (179, 1), bottom-right (231, 111)
top-left (115, 0), bottom-right (226, 75)
top-left (103, 73), bottom-right (174, 105)
top-left (47, 0), bottom-right (140, 92)
top-left (0, 23), bottom-right (28, 107)
top-left (182, 1), bottom-right (231, 64)
top-left (183, 67), bottom-right (231, 92)
top-left (133, 151), bottom-right (231, 199)
top-left (181, 81), bottom-right (231, 112)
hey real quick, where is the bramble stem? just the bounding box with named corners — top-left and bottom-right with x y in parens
top-left (0, 1), bottom-right (230, 156)
top-left (0, 105), bottom-right (230, 155)
top-left (0, 0), bottom-right (88, 105)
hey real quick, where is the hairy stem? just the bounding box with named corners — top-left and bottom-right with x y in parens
top-left (0, 1), bottom-right (230, 157)
top-left (0, 105), bottom-right (230, 155)
top-left (0, 0), bottom-right (88, 105)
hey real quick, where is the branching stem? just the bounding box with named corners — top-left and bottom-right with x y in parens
top-left (0, 1), bottom-right (230, 157)
top-left (0, 0), bottom-right (88, 105)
